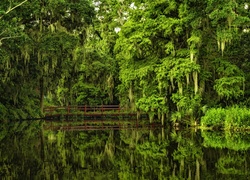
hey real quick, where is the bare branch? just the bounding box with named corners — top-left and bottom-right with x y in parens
top-left (0, 0), bottom-right (28, 20)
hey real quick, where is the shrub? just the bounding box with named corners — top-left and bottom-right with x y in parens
top-left (201, 106), bottom-right (250, 129)
top-left (201, 108), bottom-right (226, 128)
top-left (224, 107), bottom-right (250, 129)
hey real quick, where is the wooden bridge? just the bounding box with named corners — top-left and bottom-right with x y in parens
top-left (43, 105), bottom-right (146, 121)
top-left (43, 105), bottom-right (164, 130)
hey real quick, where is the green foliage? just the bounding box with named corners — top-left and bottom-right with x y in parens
top-left (224, 107), bottom-right (250, 129)
top-left (213, 58), bottom-right (245, 100)
top-left (136, 95), bottom-right (167, 113)
top-left (171, 93), bottom-right (201, 123)
top-left (201, 107), bottom-right (250, 129)
top-left (214, 76), bottom-right (245, 99)
top-left (0, 0), bottom-right (95, 120)
top-left (0, 103), bottom-right (8, 119)
top-left (73, 83), bottom-right (106, 105)
top-left (1, 0), bottom-right (250, 126)
top-left (201, 108), bottom-right (226, 127)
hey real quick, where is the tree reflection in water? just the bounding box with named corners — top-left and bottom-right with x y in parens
top-left (0, 121), bottom-right (250, 179)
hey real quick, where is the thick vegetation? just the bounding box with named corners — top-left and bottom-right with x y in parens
top-left (1, 0), bottom-right (250, 126)
top-left (201, 106), bottom-right (250, 129)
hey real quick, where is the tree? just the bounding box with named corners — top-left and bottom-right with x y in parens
top-left (0, 0), bottom-right (95, 120)
top-left (114, 0), bottom-right (250, 125)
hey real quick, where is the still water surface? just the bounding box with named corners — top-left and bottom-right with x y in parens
top-left (0, 121), bottom-right (250, 179)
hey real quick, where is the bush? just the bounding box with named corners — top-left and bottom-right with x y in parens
top-left (224, 107), bottom-right (250, 129)
top-left (201, 108), bottom-right (226, 128)
top-left (201, 106), bottom-right (250, 129)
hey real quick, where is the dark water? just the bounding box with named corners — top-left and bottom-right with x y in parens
top-left (0, 121), bottom-right (250, 180)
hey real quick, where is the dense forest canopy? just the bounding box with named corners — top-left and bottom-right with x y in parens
top-left (0, 0), bottom-right (250, 124)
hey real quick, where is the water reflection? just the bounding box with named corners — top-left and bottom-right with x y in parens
top-left (0, 121), bottom-right (250, 179)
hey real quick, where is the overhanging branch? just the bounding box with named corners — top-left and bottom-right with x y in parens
top-left (0, 0), bottom-right (28, 20)
top-left (0, 36), bottom-right (21, 46)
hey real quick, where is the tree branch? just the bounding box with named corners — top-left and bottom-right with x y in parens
top-left (0, 0), bottom-right (28, 20)
top-left (0, 36), bottom-right (21, 46)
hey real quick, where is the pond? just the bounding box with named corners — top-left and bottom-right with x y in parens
top-left (0, 121), bottom-right (250, 179)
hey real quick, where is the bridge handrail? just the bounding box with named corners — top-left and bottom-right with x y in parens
top-left (43, 105), bottom-right (129, 115)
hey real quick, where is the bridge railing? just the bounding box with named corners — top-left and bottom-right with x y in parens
top-left (43, 105), bottom-right (127, 115)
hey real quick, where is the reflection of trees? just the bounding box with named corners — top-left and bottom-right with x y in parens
top-left (217, 155), bottom-right (247, 175)
top-left (0, 121), bottom-right (43, 179)
top-left (0, 123), bottom-right (172, 179)
top-left (41, 129), bottom-right (113, 179)
top-left (118, 128), bottom-right (170, 179)
top-left (170, 129), bottom-right (204, 180)
top-left (202, 131), bottom-right (250, 178)
top-left (1, 122), bottom-right (250, 179)
top-left (202, 131), bottom-right (250, 150)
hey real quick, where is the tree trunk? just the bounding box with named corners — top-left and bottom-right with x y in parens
top-left (40, 77), bottom-right (44, 113)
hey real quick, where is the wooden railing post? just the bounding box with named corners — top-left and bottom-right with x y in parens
top-left (118, 104), bottom-right (120, 116)
top-left (67, 106), bottom-right (70, 114)
top-left (43, 104), bottom-right (143, 122)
